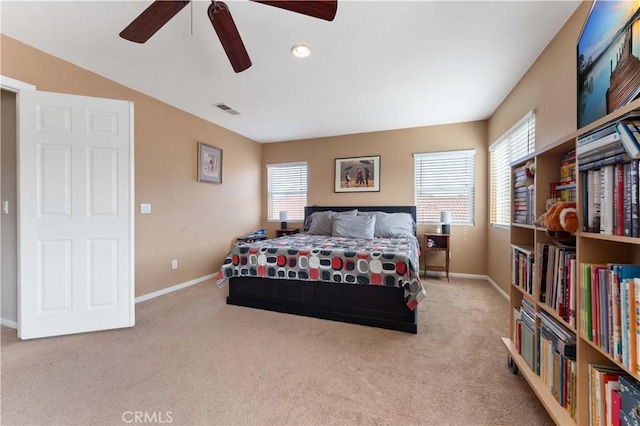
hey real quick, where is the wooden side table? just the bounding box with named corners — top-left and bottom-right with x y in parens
top-left (423, 233), bottom-right (450, 282)
top-left (276, 228), bottom-right (300, 237)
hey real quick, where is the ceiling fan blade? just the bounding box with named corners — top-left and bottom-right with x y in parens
top-left (120, 1), bottom-right (190, 43)
top-left (208, 2), bottom-right (252, 73)
top-left (251, 1), bottom-right (337, 21)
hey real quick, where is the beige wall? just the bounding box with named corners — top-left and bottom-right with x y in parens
top-left (0, 0), bottom-right (595, 299)
top-left (262, 121), bottom-right (489, 276)
top-left (486, 2), bottom-right (592, 293)
top-left (0, 35), bottom-right (262, 297)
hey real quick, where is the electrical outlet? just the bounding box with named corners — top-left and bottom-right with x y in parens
top-left (171, 259), bottom-right (178, 270)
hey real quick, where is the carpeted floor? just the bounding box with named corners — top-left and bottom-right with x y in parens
top-left (1, 277), bottom-right (552, 425)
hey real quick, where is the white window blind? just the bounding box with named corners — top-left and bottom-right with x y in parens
top-left (490, 111), bottom-right (536, 226)
top-left (414, 149), bottom-right (475, 225)
top-left (267, 162), bottom-right (307, 222)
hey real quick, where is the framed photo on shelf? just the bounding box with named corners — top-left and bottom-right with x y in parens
top-left (198, 142), bottom-right (222, 184)
top-left (334, 155), bottom-right (380, 192)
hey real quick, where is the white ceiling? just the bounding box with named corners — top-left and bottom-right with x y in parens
top-left (1, 0), bottom-right (581, 143)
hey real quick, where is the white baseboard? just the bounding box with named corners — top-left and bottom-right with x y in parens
top-left (135, 273), bottom-right (216, 304)
top-left (1, 274), bottom-right (215, 330)
top-left (486, 276), bottom-right (509, 300)
top-left (1, 318), bottom-right (17, 329)
top-left (422, 271), bottom-right (509, 300)
top-left (422, 271), bottom-right (487, 281)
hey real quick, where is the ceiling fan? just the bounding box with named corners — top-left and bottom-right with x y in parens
top-left (119, 0), bottom-right (337, 73)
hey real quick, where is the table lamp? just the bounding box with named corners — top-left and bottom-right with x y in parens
top-left (280, 211), bottom-right (288, 230)
top-left (440, 211), bottom-right (452, 234)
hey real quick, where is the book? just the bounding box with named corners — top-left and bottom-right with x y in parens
top-left (605, 378), bottom-right (621, 426)
top-left (578, 122), bottom-right (617, 147)
top-left (636, 278), bottom-right (640, 375)
top-left (577, 131), bottom-right (622, 156)
top-left (578, 152), bottom-right (631, 172)
top-left (577, 142), bottom-right (625, 164)
top-left (612, 270), bottom-right (622, 362)
top-left (582, 171), bottom-right (590, 232)
top-left (593, 169), bottom-right (601, 233)
top-left (624, 162), bottom-right (632, 237)
top-left (631, 161), bottom-right (639, 238)
top-left (601, 164), bottom-right (614, 235)
top-left (615, 120), bottom-right (640, 158)
top-left (612, 388), bottom-right (621, 426)
top-left (614, 162), bottom-right (624, 236)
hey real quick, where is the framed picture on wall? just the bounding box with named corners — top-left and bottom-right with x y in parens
top-left (198, 142), bottom-right (222, 184)
top-left (577, 0), bottom-right (640, 128)
top-left (334, 155), bottom-right (380, 192)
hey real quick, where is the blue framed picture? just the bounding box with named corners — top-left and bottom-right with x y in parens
top-left (577, 1), bottom-right (640, 129)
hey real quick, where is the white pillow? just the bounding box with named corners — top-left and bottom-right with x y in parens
top-left (307, 209), bottom-right (357, 235)
top-left (359, 211), bottom-right (415, 238)
top-left (332, 214), bottom-right (376, 239)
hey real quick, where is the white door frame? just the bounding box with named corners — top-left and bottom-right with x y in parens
top-left (0, 76), bottom-right (36, 331)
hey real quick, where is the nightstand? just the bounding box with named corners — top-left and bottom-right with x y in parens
top-left (276, 228), bottom-right (300, 237)
top-left (423, 233), bottom-right (450, 282)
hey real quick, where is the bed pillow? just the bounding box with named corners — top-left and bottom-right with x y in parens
top-left (332, 214), bottom-right (376, 239)
top-left (371, 211), bottom-right (415, 238)
top-left (307, 209), bottom-right (357, 235)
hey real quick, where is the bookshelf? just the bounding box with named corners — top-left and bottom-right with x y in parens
top-left (502, 98), bottom-right (640, 426)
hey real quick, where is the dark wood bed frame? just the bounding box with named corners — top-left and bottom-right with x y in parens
top-left (226, 206), bottom-right (419, 333)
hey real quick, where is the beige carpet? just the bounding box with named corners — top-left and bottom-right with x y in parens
top-left (1, 277), bottom-right (552, 425)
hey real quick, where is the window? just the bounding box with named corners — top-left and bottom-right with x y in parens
top-left (490, 111), bottom-right (536, 227)
top-left (267, 162), bottom-right (307, 222)
top-left (414, 149), bottom-right (476, 225)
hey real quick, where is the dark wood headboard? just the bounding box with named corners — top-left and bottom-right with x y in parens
top-left (303, 205), bottom-right (417, 235)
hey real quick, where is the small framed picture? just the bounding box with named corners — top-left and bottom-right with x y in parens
top-left (198, 142), bottom-right (222, 184)
top-left (334, 155), bottom-right (380, 192)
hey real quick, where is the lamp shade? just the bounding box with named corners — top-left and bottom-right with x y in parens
top-left (279, 211), bottom-right (288, 221)
top-left (440, 211), bottom-right (452, 224)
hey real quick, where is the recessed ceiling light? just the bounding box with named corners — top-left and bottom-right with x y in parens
top-left (290, 44), bottom-right (311, 58)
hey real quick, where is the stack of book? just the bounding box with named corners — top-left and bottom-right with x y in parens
top-left (580, 263), bottom-right (640, 371)
top-left (513, 164), bottom-right (534, 224)
top-left (589, 364), bottom-right (627, 426)
top-left (518, 298), bottom-right (536, 371)
top-left (615, 113), bottom-right (640, 160)
top-left (538, 310), bottom-right (577, 419)
top-left (580, 112), bottom-right (640, 236)
top-left (536, 243), bottom-right (576, 326)
top-left (577, 122), bottom-right (627, 172)
top-left (511, 244), bottom-right (534, 295)
top-left (551, 150), bottom-right (576, 202)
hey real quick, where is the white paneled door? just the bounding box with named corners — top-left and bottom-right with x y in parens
top-left (18, 90), bottom-right (134, 339)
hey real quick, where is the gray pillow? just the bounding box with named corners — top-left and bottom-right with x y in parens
top-left (308, 209), bottom-right (357, 235)
top-left (332, 214), bottom-right (376, 239)
top-left (368, 211), bottom-right (415, 238)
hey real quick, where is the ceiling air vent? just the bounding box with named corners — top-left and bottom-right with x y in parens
top-left (214, 103), bottom-right (240, 115)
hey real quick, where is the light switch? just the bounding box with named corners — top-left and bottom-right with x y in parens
top-left (140, 203), bottom-right (151, 214)
top-left (2, 201), bottom-right (8, 215)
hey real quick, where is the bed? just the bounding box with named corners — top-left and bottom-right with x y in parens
top-left (215, 206), bottom-right (425, 333)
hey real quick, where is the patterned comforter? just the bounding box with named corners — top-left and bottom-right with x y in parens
top-left (215, 233), bottom-right (426, 309)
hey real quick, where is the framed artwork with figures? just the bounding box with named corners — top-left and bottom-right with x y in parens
top-left (198, 142), bottom-right (222, 184)
top-left (334, 155), bottom-right (380, 192)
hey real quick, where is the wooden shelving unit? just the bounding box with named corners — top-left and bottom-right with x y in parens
top-left (502, 98), bottom-right (640, 425)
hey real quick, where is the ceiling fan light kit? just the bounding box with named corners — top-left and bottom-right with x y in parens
top-left (119, 0), bottom-right (337, 73)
